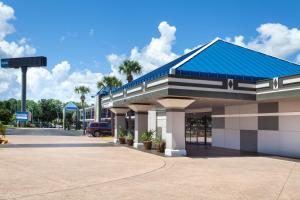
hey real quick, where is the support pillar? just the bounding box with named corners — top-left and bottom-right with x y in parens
top-left (133, 112), bottom-right (148, 148)
top-left (21, 66), bottom-right (27, 127)
top-left (157, 98), bottom-right (195, 156)
top-left (110, 107), bottom-right (129, 144)
top-left (128, 104), bottom-right (153, 148)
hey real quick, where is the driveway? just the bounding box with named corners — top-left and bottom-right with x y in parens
top-left (0, 131), bottom-right (299, 200)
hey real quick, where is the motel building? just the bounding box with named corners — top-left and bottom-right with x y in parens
top-left (100, 38), bottom-right (300, 158)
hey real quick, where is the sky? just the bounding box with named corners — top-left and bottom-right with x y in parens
top-left (1, 0), bottom-right (300, 103)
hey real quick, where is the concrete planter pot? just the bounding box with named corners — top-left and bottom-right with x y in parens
top-left (143, 141), bottom-right (152, 150)
top-left (119, 137), bottom-right (126, 144)
top-left (127, 139), bottom-right (134, 146)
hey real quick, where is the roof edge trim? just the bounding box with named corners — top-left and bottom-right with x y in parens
top-left (169, 37), bottom-right (221, 74)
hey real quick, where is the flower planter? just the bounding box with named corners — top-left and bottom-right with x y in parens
top-left (0, 139), bottom-right (8, 144)
top-left (119, 137), bottom-right (126, 144)
top-left (143, 141), bottom-right (152, 150)
top-left (127, 139), bottom-right (134, 146)
top-left (157, 142), bottom-right (166, 153)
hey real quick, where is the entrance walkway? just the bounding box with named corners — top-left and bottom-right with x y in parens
top-left (0, 134), bottom-right (300, 200)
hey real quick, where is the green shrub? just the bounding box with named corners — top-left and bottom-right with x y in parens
top-left (126, 132), bottom-right (134, 140)
top-left (118, 127), bottom-right (127, 138)
top-left (0, 122), bottom-right (6, 138)
top-left (141, 130), bottom-right (155, 142)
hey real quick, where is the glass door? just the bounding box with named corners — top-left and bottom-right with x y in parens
top-left (185, 112), bottom-right (212, 145)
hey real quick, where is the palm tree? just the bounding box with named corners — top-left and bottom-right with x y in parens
top-left (119, 59), bottom-right (142, 83)
top-left (74, 85), bottom-right (90, 135)
top-left (97, 76), bottom-right (122, 94)
top-left (97, 76), bottom-right (122, 122)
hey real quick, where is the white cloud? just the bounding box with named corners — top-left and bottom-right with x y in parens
top-left (107, 21), bottom-right (179, 82)
top-left (226, 23), bottom-right (300, 62)
top-left (0, 61), bottom-right (103, 103)
top-left (0, 2), bottom-right (36, 58)
top-left (183, 44), bottom-right (202, 54)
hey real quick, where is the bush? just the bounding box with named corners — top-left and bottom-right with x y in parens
top-left (118, 127), bottom-right (127, 138)
top-left (0, 122), bottom-right (6, 138)
top-left (126, 132), bottom-right (134, 140)
top-left (141, 130), bottom-right (155, 142)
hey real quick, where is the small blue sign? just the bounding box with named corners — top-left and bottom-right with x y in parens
top-left (16, 112), bottom-right (29, 121)
top-left (64, 102), bottom-right (78, 111)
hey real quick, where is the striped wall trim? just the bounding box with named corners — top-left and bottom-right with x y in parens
top-left (257, 86), bottom-right (300, 95)
top-left (212, 112), bottom-right (300, 117)
top-left (282, 77), bottom-right (300, 85)
top-left (102, 96), bottom-right (110, 101)
top-left (113, 86), bottom-right (169, 102)
top-left (112, 92), bottom-right (123, 98)
top-left (168, 85), bottom-right (256, 94)
top-left (169, 77), bottom-right (223, 86)
top-left (237, 82), bottom-right (256, 89)
top-left (127, 86), bottom-right (142, 94)
top-left (147, 78), bottom-right (168, 88)
top-left (256, 82), bottom-right (270, 89)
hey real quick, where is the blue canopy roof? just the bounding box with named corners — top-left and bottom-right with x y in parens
top-left (64, 102), bottom-right (78, 111)
top-left (176, 39), bottom-right (300, 81)
top-left (111, 38), bottom-right (300, 93)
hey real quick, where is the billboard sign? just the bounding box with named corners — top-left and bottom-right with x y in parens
top-left (16, 112), bottom-right (29, 121)
top-left (1, 56), bottom-right (47, 68)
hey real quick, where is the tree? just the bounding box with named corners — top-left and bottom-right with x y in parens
top-left (74, 86), bottom-right (90, 134)
top-left (118, 59), bottom-right (142, 83)
top-left (38, 99), bottom-right (63, 124)
top-left (0, 109), bottom-right (11, 124)
top-left (97, 76), bottom-right (122, 93)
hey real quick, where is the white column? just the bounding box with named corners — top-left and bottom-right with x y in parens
top-left (148, 110), bottom-right (157, 135)
top-left (165, 109), bottom-right (186, 156)
top-left (110, 107), bottom-right (129, 144)
top-left (157, 98), bottom-right (195, 156)
top-left (128, 104), bottom-right (153, 148)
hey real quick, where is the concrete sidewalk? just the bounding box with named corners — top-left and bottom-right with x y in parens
top-left (0, 135), bottom-right (299, 200)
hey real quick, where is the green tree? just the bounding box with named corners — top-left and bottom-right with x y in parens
top-left (118, 59), bottom-right (142, 82)
top-left (74, 86), bottom-right (90, 134)
top-left (0, 109), bottom-right (11, 124)
top-left (38, 99), bottom-right (63, 124)
top-left (97, 76), bottom-right (122, 93)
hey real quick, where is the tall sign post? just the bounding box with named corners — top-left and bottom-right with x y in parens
top-left (1, 56), bottom-right (47, 126)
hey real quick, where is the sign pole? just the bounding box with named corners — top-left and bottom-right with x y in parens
top-left (21, 66), bottom-right (27, 127)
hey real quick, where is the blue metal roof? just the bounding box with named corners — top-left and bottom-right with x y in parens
top-left (111, 38), bottom-right (300, 94)
top-left (111, 46), bottom-right (202, 93)
top-left (96, 87), bottom-right (110, 96)
top-left (64, 102), bottom-right (78, 111)
top-left (176, 40), bottom-right (300, 80)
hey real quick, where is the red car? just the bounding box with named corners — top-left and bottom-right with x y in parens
top-left (87, 122), bottom-right (112, 137)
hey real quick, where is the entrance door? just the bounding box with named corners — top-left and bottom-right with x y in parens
top-left (185, 112), bottom-right (212, 145)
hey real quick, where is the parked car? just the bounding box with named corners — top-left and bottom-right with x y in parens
top-left (87, 122), bottom-right (112, 137)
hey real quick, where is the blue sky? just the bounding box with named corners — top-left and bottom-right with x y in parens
top-left (4, 0), bottom-right (300, 73)
top-left (1, 0), bottom-right (300, 102)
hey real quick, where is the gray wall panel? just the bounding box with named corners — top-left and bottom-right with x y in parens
top-left (240, 130), bottom-right (258, 152)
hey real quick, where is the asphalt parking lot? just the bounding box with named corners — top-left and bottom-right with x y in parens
top-left (0, 128), bottom-right (299, 200)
